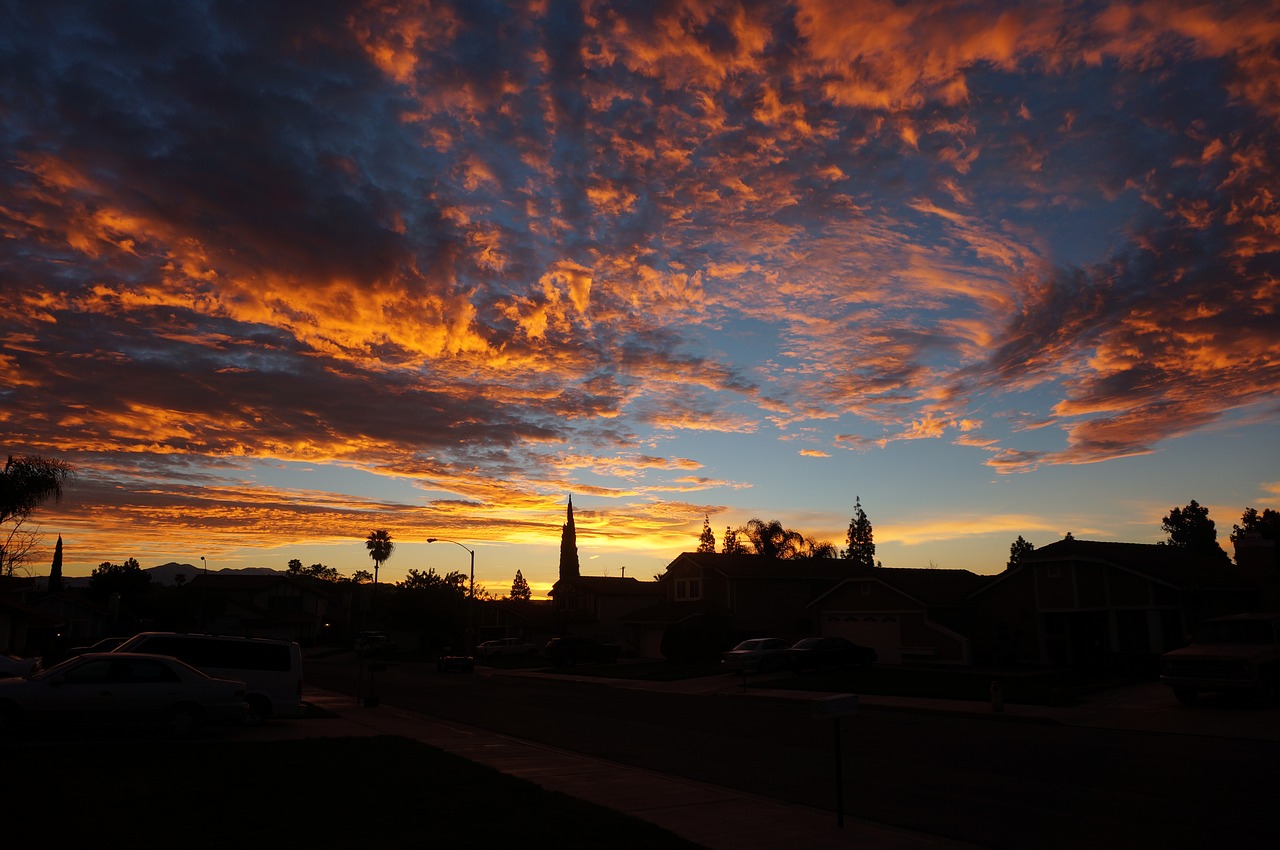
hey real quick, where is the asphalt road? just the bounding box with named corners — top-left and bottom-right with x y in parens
top-left (305, 655), bottom-right (1280, 850)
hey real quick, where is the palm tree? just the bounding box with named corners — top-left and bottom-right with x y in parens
top-left (2, 454), bottom-right (73, 577)
top-left (365, 529), bottom-right (394, 586)
top-left (1, 454), bottom-right (73, 526)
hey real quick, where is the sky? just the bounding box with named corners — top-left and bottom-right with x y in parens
top-left (3, 0), bottom-right (1279, 599)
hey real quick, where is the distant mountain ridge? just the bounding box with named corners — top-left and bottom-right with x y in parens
top-left (60, 562), bottom-right (283, 587)
top-left (145, 562), bottom-right (283, 586)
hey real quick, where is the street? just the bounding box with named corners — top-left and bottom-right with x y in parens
top-left (305, 655), bottom-right (1280, 849)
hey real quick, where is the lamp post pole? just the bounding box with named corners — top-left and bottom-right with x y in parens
top-left (427, 538), bottom-right (475, 650)
top-left (199, 556), bottom-right (207, 630)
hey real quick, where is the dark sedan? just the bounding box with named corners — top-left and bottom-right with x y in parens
top-left (544, 636), bottom-right (621, 667)
top-left (786, 636), bottom-right (877, 670)
top-left (0, 652), bottom-right (247, 737)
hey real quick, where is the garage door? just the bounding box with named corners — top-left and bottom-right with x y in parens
top-left (824, 613), bottom-right (902, 665)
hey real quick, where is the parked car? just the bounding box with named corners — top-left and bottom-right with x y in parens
top-left (0, 652), bottom-right (247, 737)
top-left (721, 638), bottom-right (790, 673)
top-left (355, 631), bottom-right (397, 655)
top-left (0, 654), bottom-right (37, 678)
top-left (436, 648), bottom-right (475, 673)
top-left (1160, 612), bottom-right (1280, 705)
top-left (67, 636), bottom-right (131, 658)
top-left (476, 638), bottom-right (537, 658)
top-left (113, 632), bottom-right (304, 723)
top-left (544, 636), bottom-right (621, 667)
top-left (786, 636), bottom-right (878, 671)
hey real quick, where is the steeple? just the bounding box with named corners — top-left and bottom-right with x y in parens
top-left (559, 495), bottom-right (580, 580)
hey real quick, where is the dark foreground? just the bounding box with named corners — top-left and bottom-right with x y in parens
top-left (4, 735), bottom-right (704, 849)
top-left (308, 655), bottom-right (1280, 850)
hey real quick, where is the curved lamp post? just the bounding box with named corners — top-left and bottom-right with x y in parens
top-left (427, 538), bottom-right (475, 650)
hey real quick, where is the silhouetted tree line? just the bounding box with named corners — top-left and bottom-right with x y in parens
top-left (696, 497), bottom-right (879, 565)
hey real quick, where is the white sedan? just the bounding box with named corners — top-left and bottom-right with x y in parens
top-left (721, 638), bottom-right (791, 673)
top-left (0, 652), bottom-right (247, 737)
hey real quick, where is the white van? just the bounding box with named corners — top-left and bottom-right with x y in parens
top-left (114, 632), bottom-right (304, 723)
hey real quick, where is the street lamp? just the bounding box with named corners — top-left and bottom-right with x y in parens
top-left (427, 538), bottom-right (475, 650)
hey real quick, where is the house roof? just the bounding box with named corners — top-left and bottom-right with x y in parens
top-left (809, 567), bottom-right (991, 609)
top-left (551, 576), bottom-right (658, 595)
top-left (873, 567), bottom-right (992, 605)
top-left (1013, 538), bottom-right (1252, 590)
top-left (667, 551), bottom-right (865, 580)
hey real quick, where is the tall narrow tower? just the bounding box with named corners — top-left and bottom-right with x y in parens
top-left (559, 495), bottom-right (580, 580)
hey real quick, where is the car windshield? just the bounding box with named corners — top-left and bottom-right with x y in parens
top-left (1194, 619), bottom-right (1276, 644)
top-left (792, 639), bottom-right (821, 649)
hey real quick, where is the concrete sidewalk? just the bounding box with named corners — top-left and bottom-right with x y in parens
top-left (260, 687), bottom-right (984, 850)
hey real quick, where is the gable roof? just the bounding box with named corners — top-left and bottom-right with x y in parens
top-left (667, 551), bottom-right (864, 580)
top-left (810, 567), bottom-right (991, 608)
top-left (551, 576), bottom-right (657, 596)
top-left (1012, 538), bottom-right (1251, 590)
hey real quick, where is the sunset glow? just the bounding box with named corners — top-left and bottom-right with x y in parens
top-left (2, 1), bottom-right (1277, 596)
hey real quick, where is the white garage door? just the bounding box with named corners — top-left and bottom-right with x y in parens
top-left (825, 614), bottom-right (902, 665)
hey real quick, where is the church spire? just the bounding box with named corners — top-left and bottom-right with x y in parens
top-left (559, 495), bottom-right (580, 580)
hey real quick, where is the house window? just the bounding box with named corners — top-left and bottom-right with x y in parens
top-left (675, 579), bottom-right (703, 601)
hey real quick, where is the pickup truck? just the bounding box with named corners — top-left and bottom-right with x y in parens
top-left (1159, 612), bottom-right (1280, 705)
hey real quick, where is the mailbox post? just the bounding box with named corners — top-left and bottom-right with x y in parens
top-left (812, 694), bottom-right (859, 827)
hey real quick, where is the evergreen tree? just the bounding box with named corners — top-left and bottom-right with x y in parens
top-left (1161, 499), bottom-right (1228, 561)
top-left (1008, 535), bottom-right (1034, 570)
top-left (511, 569), bottom-right (532, 601)
top-left (842, 496), bottom-right (875, 568)
top-left (48, 534), bottom-right (64, 592)
top-left (722, 526), bottom-right (742, 554)
top-left (559, 495), bottom-right (580, 579)
top-left (697, 516), bottom-right (716, 553)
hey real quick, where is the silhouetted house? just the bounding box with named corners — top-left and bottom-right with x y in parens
top-left (476, 597), bottom-right (556, 646)
top-left (549, 575), bottom-right (662, 651)
top-left (190, 573), bottom-right (348, 644)
top-left (806, 567), bottom-right (990, 665)
top-left (966, 537), bottom-right (1259, 667)
top-left (0, 593), bottom-right (41, 655)
top-left (626, 552), bottom-right (862, 658)
top-left (20, 589), bottom-right (116, 656)
top-left (1231, 531), bottom-right (1280, 609)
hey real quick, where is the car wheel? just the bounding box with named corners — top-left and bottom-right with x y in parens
top-left (244, 696), bottom-right (271, 727)
top-left (168, 703), bottom-right (205, 737)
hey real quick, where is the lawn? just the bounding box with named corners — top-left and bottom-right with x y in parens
top-left (7, 735), bottom-right (706, 849)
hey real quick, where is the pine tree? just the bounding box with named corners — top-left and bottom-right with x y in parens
top-left (510, 569), bottom-right (532, 601)
top-left (697, 516), bottom-right (716, 553)
top-left (842, 496), bottom-right (875, 569)
top-left (559, 495), bottom-right (580, 579)
top-left (1008, 535), bottom-right (1034, 570)
top-left (722, 526), bottom-right (742, 554)
top-left (48, 534), bottom-right (64, 592)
